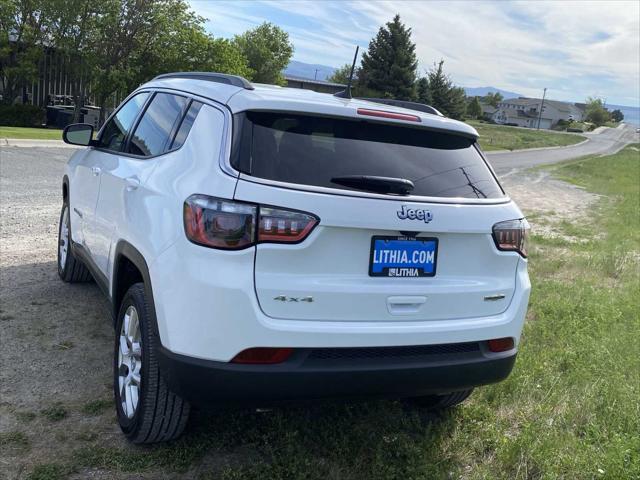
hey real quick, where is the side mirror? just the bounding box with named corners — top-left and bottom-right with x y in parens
top-left (63, 123), bottom-right (95, 146)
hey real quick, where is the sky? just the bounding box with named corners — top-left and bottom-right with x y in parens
top-left (188, 0), bottom-right (640, 107)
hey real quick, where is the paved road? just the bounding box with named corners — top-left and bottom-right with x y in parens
top-left (486, 124), bottom-right (640, 176)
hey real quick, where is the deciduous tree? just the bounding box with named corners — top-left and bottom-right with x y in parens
top-left (233, 22), bottom-right (293, 85)
top-left (584, 97), bottom-right (610, 126)
top-left (327, 63), bottom-right (353, 85)
top-left (610, 109), bottom-right (624, 123)
top-left (483, 91), bottom-right (503, 107)
top-left (0, 0), bottom-right (49, 105)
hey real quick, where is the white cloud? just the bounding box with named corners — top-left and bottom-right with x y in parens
top-left (189, 0), bottom-right (640, 105)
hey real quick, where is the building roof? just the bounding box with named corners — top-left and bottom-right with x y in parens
top-left (142, 75), bottom-right (479, 138)
top-left (480, 104), bottom-right (497, 114)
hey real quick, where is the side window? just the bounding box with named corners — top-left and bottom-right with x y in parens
top-left (170, 101), bottom-right (202, 150)
top-left (97, 92), bottom-right (149, 152)
top-left (127, 93), bottom-right (188, 157)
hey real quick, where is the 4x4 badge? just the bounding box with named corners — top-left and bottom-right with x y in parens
top-left (274, 295), bottom-right (314, 303)
top-left (397, 205), bottom-right (433, 223)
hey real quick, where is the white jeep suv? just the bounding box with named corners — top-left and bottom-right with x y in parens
top-left (59, 72), bottom-right (530, 443)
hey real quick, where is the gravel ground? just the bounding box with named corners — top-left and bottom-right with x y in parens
top-left (0, 147), bottom-right (126, 480)
top-left (0, 145), bottom-right (614, 479)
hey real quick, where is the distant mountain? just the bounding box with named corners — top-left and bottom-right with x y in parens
top-left (463, 86), bottom-right (523, 100)
top-left (285, 60), bottom-right (336, 81)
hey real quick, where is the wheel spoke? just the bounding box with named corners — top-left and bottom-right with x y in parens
top-left (120, 380), bottom-right (127, 410)
top-left (119, 336), bottom-right (131, 356)
top-left (130, 341), bottom-right (141, 358)
top-left (129, 384), bottom-right (139, 412)
top-left (130, 369), bottom-right (141, 386)
top-left (127, 308), bottom-right (138, 338)
top-left (125, 383), bottom-right (136, 417)
top-left (123, 313), bottom-right (131, 343)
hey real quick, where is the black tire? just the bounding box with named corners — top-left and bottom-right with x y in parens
top-left (405, 388), bottom-right (474, 410)
top-left (114, 283), bottom-right (190, 443)
top-left (57, 202), bottom-right (92, 282)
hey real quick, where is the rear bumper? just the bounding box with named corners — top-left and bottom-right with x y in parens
top-left (150, 239), bottom-right (531, 362)
top-left (158, 343), bottom-right (517, 406)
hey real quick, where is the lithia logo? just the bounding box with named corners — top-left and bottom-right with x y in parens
top-left (397, 205), bottom-right (433, 223)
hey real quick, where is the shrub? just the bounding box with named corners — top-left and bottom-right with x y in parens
top-left (0, 104), bottom-right (46, 127)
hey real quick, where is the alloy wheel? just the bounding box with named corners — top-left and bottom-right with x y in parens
top-left (59, 206), bottom-right (69, 268)
top-left (118, 306), bottom-right (142, 418)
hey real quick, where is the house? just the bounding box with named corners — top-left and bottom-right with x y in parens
top-left (491, 97), bottom-right (585, 129)
top-left (284, 75), bottom-right (346, 94)
top-left (480, 103), bottom-right (497, 121)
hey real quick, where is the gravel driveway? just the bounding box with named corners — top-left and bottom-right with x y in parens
top-left (0, 147), bottom-right (125, 480)
top-left (0, 141), bottom-right (627, 479)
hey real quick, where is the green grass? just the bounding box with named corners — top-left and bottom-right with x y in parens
top-left (467, 120), bottom-right (585, 151)
top-left (0, 126), bottom-right (62, 140)
top-left (40, 403), bottom-right (68, 422)
top-left (26, 463), bottom-right (69, 480)
top-left (27, 145), bottom-right (640, 479)
top-left (0, 430), bottom-right (30, 450)
top-left (81, 398), bottom-right (113, 416)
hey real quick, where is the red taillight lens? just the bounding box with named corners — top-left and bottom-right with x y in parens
top-left (357, 108), bottom-right (421, 122)
top-left (492, 218), bottom-right (529, 258)
top-left (184, 195), bottom-right (257, 249)
top-left (258, 207), bottom-right (318, 243)
top-left (184, 195), bottom-right (318, 249)
top-left (231, 347), bottom-right (294, 364)
top-left (487, 337), bottom-right (515, 353)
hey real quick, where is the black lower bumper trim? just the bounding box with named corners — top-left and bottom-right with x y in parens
top-left (158, 345), bottom-right (517, 406)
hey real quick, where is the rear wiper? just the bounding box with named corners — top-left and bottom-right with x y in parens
top-left (330, 175), bottom-right (415, 195)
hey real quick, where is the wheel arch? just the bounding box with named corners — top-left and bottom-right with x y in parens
top-left (62, 175), bottom-right (69, 202)
top-left (112, 241), bottom-right (159, 339)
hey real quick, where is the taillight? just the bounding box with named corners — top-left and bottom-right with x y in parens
top-left (184, 195), bottom-right (256, 249)
top-left (231, 347), bottom-right (294, 364)
top-left (258, 207), bottom-right (318, 243)
top-left (183, 195), bottom-right (318, 250)
top-left (492, 218), bottom-right (529, 258)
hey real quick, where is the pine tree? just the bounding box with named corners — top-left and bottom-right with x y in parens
top-left (359, 15), bottom-right (417, 100)
top-left (416, 77), bottom-right (431, 104)
top-left (467, 96), bottom-right (483, 119)
top-left (427, 60), bottom-right (467, 120)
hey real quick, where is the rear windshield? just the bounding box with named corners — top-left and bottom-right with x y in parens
top-left (231, 111), bottom-right (504, 199)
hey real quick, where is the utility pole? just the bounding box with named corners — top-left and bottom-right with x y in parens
top-left (314, 69), bottom-right (318, 80)
top-left (536, 87), bottom-right (547, 130)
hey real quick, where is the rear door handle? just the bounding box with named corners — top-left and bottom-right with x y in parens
top-left (125, 176), bottom-right (140, 191)
top-left (91, 166), bottom-right (101, 176)
top-left (387, 296), bottom-right (427, 315)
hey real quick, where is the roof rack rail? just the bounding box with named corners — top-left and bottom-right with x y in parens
top-left (357, 98), bottom-right (443, 116)
top-left (153, 72), bottom-right (254, 90)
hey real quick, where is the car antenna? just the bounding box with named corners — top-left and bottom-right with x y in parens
top-left (334, 46), bottom-right (359, 99)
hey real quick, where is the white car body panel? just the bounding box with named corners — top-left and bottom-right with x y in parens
top-left (64, 77), bottom-right (531, 367)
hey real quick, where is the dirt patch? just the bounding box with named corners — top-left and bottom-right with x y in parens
top-left (501, 170), bottom-right (602, 242)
